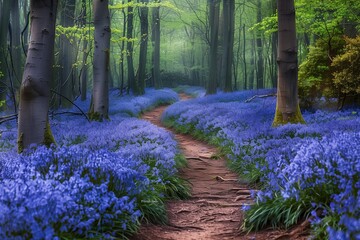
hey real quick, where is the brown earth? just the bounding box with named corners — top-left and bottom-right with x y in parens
top-left (133, 94), bottom-right (309, 240)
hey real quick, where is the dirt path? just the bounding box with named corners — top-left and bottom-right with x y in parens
top-left (133, 96), bottom-right (309, 240)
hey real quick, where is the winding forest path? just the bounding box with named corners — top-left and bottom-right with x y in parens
top-left (133, 94), bottom-right (309, 240)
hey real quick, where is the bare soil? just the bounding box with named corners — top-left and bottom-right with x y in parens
top-left (133, 95), bottom-right (309, 240)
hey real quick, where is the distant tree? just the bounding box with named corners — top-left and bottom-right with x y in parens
top-left (10, 0), bottom-right (22, 92)
top-left (207, 0), bottom-right (220, 95)
top-left (80, 0), bottom-right (89, 101)
top-left (135, 0), bottom-right (149, 95)
top-left (273, 0), bottom-right (305, 126)
top-left (221, 0), bottom-right (234, 92)
top-left (89, 0), bottom-right (111, 121)
top-left (152, 0), bottom-right (161, 89)
top-left (18, 0), bottom-right (58, 152)
top-left (0, 0), bottom-right (11, 110)
top-left (127, 0), bottom-right (135, 94)
top-left (59, 0), bottom-right (76, 108)
top-left (256, 0), bottom-right (264, 89)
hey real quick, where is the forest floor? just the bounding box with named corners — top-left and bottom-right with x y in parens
top-left (132, 94), bottom-right (309, 240)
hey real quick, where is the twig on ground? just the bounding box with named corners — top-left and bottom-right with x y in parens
top-left (245, 94), bottom-right (276, 103)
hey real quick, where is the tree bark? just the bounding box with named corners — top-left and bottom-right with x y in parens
top-left (222, 0), bottom-right (234, 92)
top-left (242, 24), bottom-right (247, 90)
top-left (152, 0), bottom-right (161, 89)
top-left (273, 0), bottom-right (305, 126)
top-left (80, 0), bottom-right (88, 101)
top-left (207, 0), bottom-right (220, 95)
top-left (0, 0), bottom-right (11, 110)
top-left (135, 0), bottom-right (149, 95)
top-left (90, 0), bottom-right (110, 121)
top-left (256, 0), bottom-right (264, 89)
top-left (127, 0), bottom-right (135, 94)
top-left (59, 0), bottom-right (76, 108)
top-left (17, 0), bottom-right (58, 152)
top-left (11, 0), bottom-right (22, 91)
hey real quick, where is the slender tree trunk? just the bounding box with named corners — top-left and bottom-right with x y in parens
top-left (119, 0), bottom-right (126, 94)
top-left (273, 0), bottom-right (305, 125)
top-left (207, 0), bottom-right (220, 95)
top-left (242, 24), bottom-right (247, 90)
top-left (249, 38), bottom-right (256, 89)
top-left (0, 0), bottom-right (11, 110)
top-left (59, 0), bottom-right (76, 108)
top-left (222, 0), bottom-right (234, 92)
top-left (255, 0), bottom-right (264, 89)
top-left (80, 0), bottom-right (88, 101)
top-left (152, 0), bottom-right (161, 89)
top-left (11, 0), bottom-right (22, 91)
top-left (127, 0), bottom-right (135, 94)
top-left (90, 0), bottom-right (110, 120)
top-left (17, 0), bottom-right (58, 152)
top-left (135, 0), bottom-right (149, 95)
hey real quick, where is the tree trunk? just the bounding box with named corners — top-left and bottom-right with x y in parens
top-left (222, 0), bottom-right (234, 92)
top-left (90, 0), bottom-right (110, 121)
top-left (0, 0), bottom-right (11, 110)
top-left (127, 0), bottom-right (135, 94)
top-left (135, 0), bottom-right (149, 95)
top-left (207, 0), bottom-right (220, 95)
top-left (273, 0), bottom-right (305, 126)
top-left (256, 0), bottom-right (264, 89)
top-left (152, 0), bottom-right (161, 89)
top-left (119, 0), bottom-right (126, 95)
top-left (17, 0), bottom-right (58, 152)
top-left (242, 24), bottom-right (247, 90)
top-left (11, 0), bottom-right (22, 91)
top-left (80, 0), bottom-right (88, 101)
top-left (58, 0), bottom-right (76, 108)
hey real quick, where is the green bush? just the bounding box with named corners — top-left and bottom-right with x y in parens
top-left (332, 36), bottom-right (360, 108)
top-left (298, 37), bottom-right (345, 108)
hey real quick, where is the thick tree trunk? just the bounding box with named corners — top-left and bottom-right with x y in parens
top-left (135, 0), bottom-right (149, 95)
top-left (152, 0), bottom-right (161, 89)
top-left (207, 0), bottom-right (220, 95)
top-left (222, 0), bottom-right (234, 92)
top-left (90, 0), bottom-right (110, 120)
top-left (0, 0), bottom-right (11, 110)
top-left (127, 0), bottom-right (135, 94)
top-left (17, 0), bottom-right (58, 152)
top-left (273, 0), bottom-right (305, 126)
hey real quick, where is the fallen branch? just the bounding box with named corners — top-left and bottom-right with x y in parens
top-left (245, 94), bottom-right (276, 103)
top-left (0, 114), bottom-right (17, 124)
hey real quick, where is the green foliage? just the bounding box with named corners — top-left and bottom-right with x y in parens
top-left (332, 36), bottom-right (360, 98)
top-left (249, 15), bottom-right (277, 36)
top-left (137, 189), bottom-right (168, 224)
top-left (296, 0), bottom-right (360, 38)
top-left (298, 37), bottom-right (345, 108)
top-left (311, 212), bottom-right (340, 240)
top-left (110, 1), bottom-right (180, 12)
top-left (242, 193), bottom-right (312, 232)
